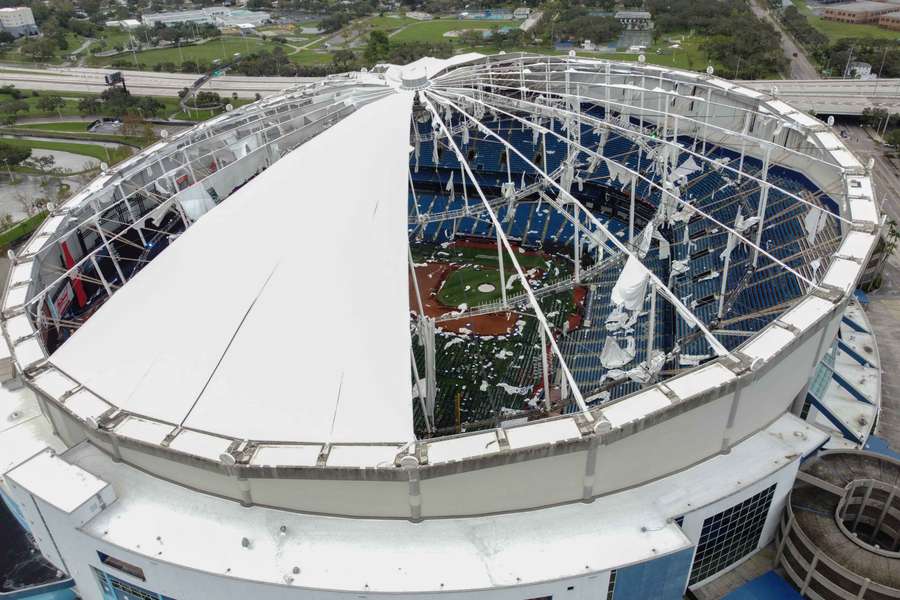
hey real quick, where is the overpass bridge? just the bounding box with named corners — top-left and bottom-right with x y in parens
top-left (740, 78), bottom-right (900, 116)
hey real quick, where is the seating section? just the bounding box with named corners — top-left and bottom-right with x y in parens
top-left (408, 107), bottom-right (840, 426)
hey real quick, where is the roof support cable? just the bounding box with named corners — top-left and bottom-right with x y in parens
top-left (431, 91), bottom-right (769, 356)
top-left (431, 81), bottom-right (852, 220)
top-left (420, 91), bottom-right (593, 418)
top-left (435, 88), bottom-right (820, 290)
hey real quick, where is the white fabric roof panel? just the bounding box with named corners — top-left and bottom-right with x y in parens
top-left (50, 91), bottom-right (416, 445)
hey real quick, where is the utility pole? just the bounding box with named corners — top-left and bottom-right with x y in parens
top-left (843, 45), bottom-right (854, 79)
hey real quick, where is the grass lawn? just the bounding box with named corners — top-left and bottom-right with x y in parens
top-left (0, 32), bottom-right (87, 64)
top-left (88, 35), bottom-right (282, 68)
top-left (14, 92), bottom-right (182, 118)
top-left (461, 34), bottom-right (717, 73)
top-left (807, 15), bottom-right (900, 42)
top-left (288, 49), bottom-right (332, 65)
top-left (0, 136), bottom-right (132, 165)
top-left (3, 87), bottom-right (246, 123)
top-left (367, 14), bottom-right (417, 30)
top-left (17, 122), bottom-right (90, 132)
top-left (392, 19), bottom-right (520, 43)
top-left (6, 95), bottom-right (85, 118)
top-left (791, 0), bottom-right (900, 42)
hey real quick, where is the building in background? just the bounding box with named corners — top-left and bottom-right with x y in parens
top-left (879, 10), bottom-right (900, 29)
top-left (823, 1), bottom-right (898, 24)
top-left (141, 7), bottom-right (270, 28)
top-left (614, 10), bottom-right (653, 30)
top-left (0, 7), bottom-right (37, 38)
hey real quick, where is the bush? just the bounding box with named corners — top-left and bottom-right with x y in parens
top-left (0, 85), bottom-right (24, 100)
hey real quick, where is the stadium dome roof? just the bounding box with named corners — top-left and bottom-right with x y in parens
top-left (2, 54), bottom-right (879, 518)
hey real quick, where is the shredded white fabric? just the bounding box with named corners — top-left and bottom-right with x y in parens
top-left (445, 171), bottom-right (455, 203)
top-left (804, 206), bottom-right (827, 245)
top-left (672, 259), bottom-right (690, 274)
top-left (601, 335), bottom-right (636, 368)
top-left (605, 305), bottom-right (637, 332)
top-left (720, 209), bottom-right (744, 261)
top-left (611, 255), bottom-right (650, 311)
top-left (498, 382), bottom-right (531, 395)
top-left (177, 185), bottom-right (216, 221)
top-left (606, 159), bottom-right (633, 190)
top-left (635, 221), bottom-right (654, 259)
top-left (625, 350), bottom-right (666, 383)
top-left (653, 230), bottom-right (670, 260)
top-left (669, 156), bottom-right (701, 182)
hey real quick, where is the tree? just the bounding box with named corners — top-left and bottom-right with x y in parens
top-left (31, 155), bottom-right (56, 171)
top-left (136, 96), bottom-right (165, 117)
top-left (22, 37), bottom-right (58, 62)
top-left (886, 129), bottom-right (900, 150)
top-left (78, 96), bottom-right (101, 114)
top-left (460, 29), bottom-right (484, 47)
top-left (364, 30), bottom-right (390, 63)
top-left (121, 112), bottom-right (144, 136)
top-left (37, 94), bottom-right (66, 117)
top-left (0, 99), bottom-right (29, 118)
top-left (320, 11), bottom-right (351, 33)
top-left (0, 142), bottom-right (32, 168)
top-left (331, 48), bottom-right (356, 70)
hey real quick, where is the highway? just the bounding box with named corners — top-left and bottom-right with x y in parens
top-left (2, 65), bottom-right (899, 114)
top-left (740, 78), bottom-right (900, 115)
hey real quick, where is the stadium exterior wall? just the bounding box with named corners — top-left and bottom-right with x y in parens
top-left (30, 294), bottom-right (845, 519)
top-left (2, 436), bottom-right (807, 600)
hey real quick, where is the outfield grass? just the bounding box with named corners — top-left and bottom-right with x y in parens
top-left (438, 265), bottom-right (522, 307)
top-left (391, 19), bottom-right (520, 43)
top-left (439, 245), bottom-right (554, 271)
top-left (0, 137), bottom-right (132, 165)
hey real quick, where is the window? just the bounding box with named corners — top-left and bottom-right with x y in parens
top-left (606, 569), bottom-right (617, 600)
top-left (97, 551), bottom-right (146, 581)
top-left (688, 484), bottom-right (776, 585)
top-left (800, 395), bottom-right (812, 420)
top-left (92, 567), bottom-right (177, 600)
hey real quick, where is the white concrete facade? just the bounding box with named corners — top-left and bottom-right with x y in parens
top-left (0, 54), bottom-right (882, 599)
top-left (0, 6), bottom-right (37, 37)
